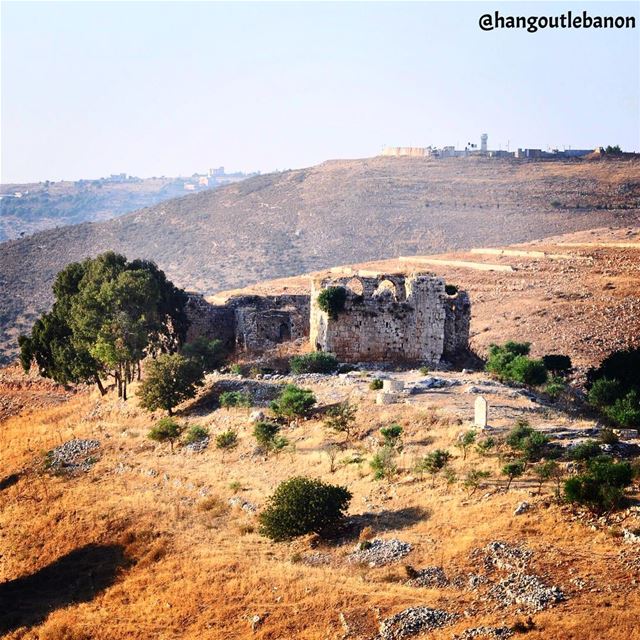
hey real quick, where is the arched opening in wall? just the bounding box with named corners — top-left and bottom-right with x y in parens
top-left (345, 277), bottom-right (364, 297)
top-left (372, 279), bottom-right (398, 301)
top-left (278, 322), bottom-right (291, 343)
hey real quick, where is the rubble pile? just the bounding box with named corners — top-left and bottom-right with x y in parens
top-left (348, 539), bottom-right (412, 567)
top-left (46, 439), bottom-right (100, 473)
top-left (377, 607), bottom-right (457, 640)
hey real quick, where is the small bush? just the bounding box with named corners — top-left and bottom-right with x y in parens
top-left (182, 337), bottom-right (226, 372)
top-left (258, 476), bottom-right (352, 541)
top-left (184, 424), bottom-right (210, 445)
top-left (463, 468), bottom-right (491, 496)
top-left (502, 461), bottom-right (526, 490)
top-left (290, 351), bottom-right (339, 374)
top-left (419, 366), bottom-right (430, 376)
top-left (564, 458), bottom-right (633, 514)
top-left (317, 286), bottom-right (347, 319)
top-left (544, 376), bottom-right (566, 401)
top-left (219, 391), bottom-right (252, 409)
top-left (599, 428), bottom-right (619, 445)
top-left (370, 446), bottom-right (398, 481)
top-left (369, 378), bottom-right (383, 390)
top-left (380, 424), bottom-right (403, 450)
top-left (253, 421), bottom-right (281, 448)
top-left (324, 401), bottom-right (357, 441)
top-left (455, 429), bottom-right (477, 460)
top-left (215, 429), bottom-right (238, 450)
top-left (229, 363), bottom-right (244, 376)
top-left (602, 390), bottom-right (640, 428)
top-left (148, 417), bottom-right (184, 452)
top-left (270, 384), bottom-right (316, 419)
top-left (414, 449), bottom-right (451, 486)
top-left (486, 342), bottom-right (547, 386)
top-left (588, 378), bottom-right (622, 408)
top-left (476, 436), bottom-right (496, 456)
top-left (567, 440), bottom-right (601, 463)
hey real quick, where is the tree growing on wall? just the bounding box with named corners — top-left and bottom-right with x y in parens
top-left (317, 286), bottom-right (347, 319)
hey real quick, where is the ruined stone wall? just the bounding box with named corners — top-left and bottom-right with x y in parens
top-left (185, 293), bottom-right (309, 354)
top-left (310, 273), bottom-right (469, 365)
top-left (443, 291), bottom-right (471, 358)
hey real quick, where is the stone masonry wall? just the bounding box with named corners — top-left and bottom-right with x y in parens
top-left (310, 273), bottom-right (469, 365)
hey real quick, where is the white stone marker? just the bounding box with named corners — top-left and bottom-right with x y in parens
top-left (474, 395), bottom-right (488, 429)
top-left (383, 379), bottom-right (404, 392)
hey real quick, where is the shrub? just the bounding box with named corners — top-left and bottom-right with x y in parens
top-left (544, 376), bottom-right (566, 401)
top-left (370, 446), bottom-right (398, 481)
top-left (253, 421), bottom-right (281, 448)
top-left (317, 286), bottom-right (347, 319)
top-left (229, 363), bottom-right (244, 376)
top-left (182, 337), bottom-right (226, 372)
top-left (506, 420), bottom-right (534, 448)
top-left (587, 349), bottom-right (640, 393)
top-left (564, 458), bottom-right (633, 514)
top-left (455, 429), bottom-right (477, 460)
top-left (532, 460), bottom-right (561, 495)
top-left (599, 428), bottom-right (619, 445)
top-left (369, 378), bottom-right (383, 390)
top-left (219, 390), bottom-right (252, 409)
top-left (215, 429), bottom-right (238, 450)
top-left (603, 390), bottom-right (640, 428)
top-left (463, 468), bottom-right (491, 496)
top-left (508, 356), bottom-right (548, 386)
top-left (270, 384), bottom-right (316, 419)
top-left (588, 378), bottom-right (622, 408)
top-left (380, 424), bottom-right (403, 450)
top-left (258, 476), bottom-right (352, 541)
top-left (419, 366), bottom-right (430, 376)
top-left (289, 351), bottom-right (339, 374)
top-left (567, 440), bottom-right (601, 463)
top-left (486, 342), bottom-right (548, 386)
top-left (148, 417), bottom-right (184, 452)
top-left (415, 449), bottom-right (451, 486)
top-left (476, 436), bottom-right (496, 456)
top-left (502, 461), bottom-right (526, 490)
top-left (324, 401), bottom-right (357, 441)
top-left (138, 353), bottom-right (204, 415)
top-left (184, 424), bottom-right (209, 445)
top-left (519, 431), bottom-right (550, 463)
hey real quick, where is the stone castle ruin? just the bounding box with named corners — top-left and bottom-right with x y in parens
top-left (186, 271), bottom-right (470, 365)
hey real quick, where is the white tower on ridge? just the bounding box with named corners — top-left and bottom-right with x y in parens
top-left (480, 133), bottom-right (488, 154)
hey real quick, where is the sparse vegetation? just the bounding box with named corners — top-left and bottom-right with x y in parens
top-left (258, 476), bottom-right (352, 541)
top-left (137, 353), bottom-right (204, 415)
top-left (370, 446), bottom-right (398, 481)
top-left (380, 424), bottom-right (403, 450)
top-left (215, 429), bottom-right (238, 450)
top-left (316, 286), bottom-right (347, 319)
top-left (502, 461), bottom-right (526, 490)
top-left (148, 417), bottom-right (184, 453)
top-left (324, 401), bottom-right (357, 441)
top-left (289, 351), bottom-right (339, 374)
top-left (455, 429), bottom-right (477, 460)
top-left (270, 384), bottom-right (316, 419)
top-left (219, 390), bottom-right (252, 409)
top-left (414, 449), bottom-right (452, 487)
top-left (369, 378), bottom-right (383, 390)
top-left (486, 341), bottom-right (548, 386)
top-left (183, 424), bottom-right (209, 445)
top-left (463, 468), bottom-right (491, 496)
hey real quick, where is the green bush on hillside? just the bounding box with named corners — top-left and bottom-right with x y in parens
top-left (289, 351), bottom-right (339, 374)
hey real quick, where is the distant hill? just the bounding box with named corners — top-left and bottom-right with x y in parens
top-left (1, 155), bottom-right (639, 363)
top-left (0, 171), bottom-right (253, 242)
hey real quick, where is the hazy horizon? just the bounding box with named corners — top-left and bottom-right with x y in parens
top-left (2, 0), bottom-right (639, 183)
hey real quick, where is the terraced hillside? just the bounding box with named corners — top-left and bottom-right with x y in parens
top-left (1, 156), bottom-right (639, 363)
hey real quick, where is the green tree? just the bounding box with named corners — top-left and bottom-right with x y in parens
top-left (137, 353), bottom-right (204, 415)
top-left (415, 449), bottom-right (452, 487)
top-left (324, 401), bottom-right (357, 442)
top-left (219, 391), bottom-right (253, 409)
top-left (148, 417), bottom-right (184, 453)
top-left (380, 424), bottom-right (403, 451)
top-left (19, 252), bottom-right (188, 399)
top-left (456, 429), bottom-right (477, 460)
top-left (532, 460), bottom-right (560, 495)
top-left (564, 458), bottom-right (633, 514)
top-left (463, 468), bottom-right (491, 496)
top-left (370, 446), bottom-right (398, 481)
top-left (316, 286), bottom-right (347, 319)
top-left (502, 461), bottom-right (526, 490)
top-left (270, 384), bottom-right (316, 420)
top-left (259, 476), bottom-right (352, 541)
top-left (182, 337), bottom-right (226, 372)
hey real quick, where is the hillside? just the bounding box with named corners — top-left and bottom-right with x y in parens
top-left (1, 359), bottom-right (639, 639)
top-left (1, 156), bottom-right (639, 363)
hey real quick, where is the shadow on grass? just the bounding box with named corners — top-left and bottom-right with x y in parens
top-left (336, 506), bottom-right (431, 542)
top-left (0, 472), bottom-right (20, 491)
top-left (0, 543), bottom-right (126, 634)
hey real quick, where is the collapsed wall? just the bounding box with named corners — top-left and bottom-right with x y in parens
top-left (185, 293), bottom-right (309, 353)
top-left (310, 273), bottom-right (470, 365)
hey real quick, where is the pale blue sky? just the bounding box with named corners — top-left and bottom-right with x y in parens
top-left (2, 1), bottom-right (639, 182)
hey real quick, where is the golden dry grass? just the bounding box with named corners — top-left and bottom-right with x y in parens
top-left (1, 371), bottom-right (639, 640)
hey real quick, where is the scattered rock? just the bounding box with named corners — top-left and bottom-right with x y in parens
top-left (183, 437), bottom-right (209, 453)
top-left (249, 410), bottom-right (266, 422)
top-left (348, 539), bottom-right (412, 567)
top-left (377, 607), bottom-right (457, 639)
top-left (228, 497), bottom-right (258, 513)
top-left (45, 439), bottom-right (100, 473)
top-left (405, 566), bottom-right (448, 588)
top-left (483, 541), bottom-right (532, 572)
top-left (513, 502), bottom-right (530, 516)
top-left (453, 626), bottom-right (514, 639)
top-left (623, 529), bottom-right (640, 545)
top-left (488, 572), bottom-right (565, 611)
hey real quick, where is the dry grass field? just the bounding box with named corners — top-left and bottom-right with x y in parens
top-left (1, 362), bottom-right (639, 640)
